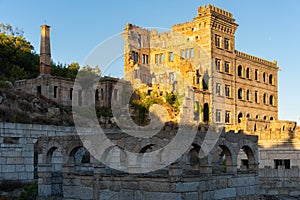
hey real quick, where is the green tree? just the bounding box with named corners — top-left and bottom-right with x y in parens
top-left (0, 23), bottom-right (39, 82)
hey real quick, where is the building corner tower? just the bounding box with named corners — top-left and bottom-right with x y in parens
top-left (39, 25), bottom-right (51, 76)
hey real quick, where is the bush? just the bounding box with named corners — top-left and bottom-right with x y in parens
top-left (19, 182), bottom-right (38, 200)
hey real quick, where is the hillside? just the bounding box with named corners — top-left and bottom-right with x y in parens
top-left (0, 88), bottom-right (74, 126)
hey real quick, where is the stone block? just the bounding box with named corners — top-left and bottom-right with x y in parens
top-left (145, 192), bottom-right (181, 200)
top-left (175, 182), bottom-right (199, 192)
top-left (38, 184), bottom-right (52, 197)
top-left (15, 164), bottom-right (26, 172)
top-left (18, 172), bottom-right (28, 180)
top-left (25, 164), bottom-right (34, 172)
top-left (214, 188), bottom-right (236, 199)
top-left (183, 192), bottom-right (198, 200)
top-left (2, 165), bottom-right (16, 172)
top-left (63, 186), bottom-right (93, 200)
top-left (98, 189), bottom-right (118, 200)
top-left (119, 189), bottom-right (135, 200)
top-left (7, 157), bottom-right (24, 164)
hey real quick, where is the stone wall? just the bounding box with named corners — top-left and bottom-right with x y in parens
top-left (0, 122), bottom-right (76, 183)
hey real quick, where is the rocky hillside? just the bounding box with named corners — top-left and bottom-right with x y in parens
top-left (0, 88), bottom-right (74, 126)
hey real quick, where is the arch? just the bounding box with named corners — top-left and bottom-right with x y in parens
top-left (246, 113), bottom-right (251, 118)
top-left (238, 113), bottom-right (243, 123)
top-left (203, 103), bottom-right (209, 123)
top-left (238, 65), bottom-right (243, 77)
top-left (212, 144), bottom-right (235, 174)
top-left (188, 143), bottom-right (201, 167)
top-left (237, 145), bottom-right (257, 171)
top-left (270, 117), bottom-right (274, 121)
top-left (269, 74), bottom-right (273, 85)
top-left (68, 146), bottom-right (90, 165)
top-left (46, 147), bottom-right (58, 164)
top-left (256, 115), bottom-right (260, 119)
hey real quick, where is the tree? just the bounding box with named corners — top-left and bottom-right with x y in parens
top-left (0, 24), bottom-right (39, 82)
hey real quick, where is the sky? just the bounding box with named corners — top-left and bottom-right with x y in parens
top-left (1, 0), bottom-right (300, 123)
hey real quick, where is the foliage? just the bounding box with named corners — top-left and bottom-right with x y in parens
top-left (51, 62), bottom-right (80, 79)
top-left (19, 182), bottom-right (38, 200)
top-left (165, 93), bottom-right (180, 113)
top-left (0, 24), bottom-right (39, 82)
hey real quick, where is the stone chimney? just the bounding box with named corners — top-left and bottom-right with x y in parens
top-left (39, 25), bottom-right (51, 76)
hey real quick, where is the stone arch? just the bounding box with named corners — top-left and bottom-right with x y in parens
top-left (67, 146), bottom-right (91, 165)
top-left (212, 142), bottom-right (236, 174)
top-left (187, 143), bottom-right (212, 173)
top-left (246, 113), bottom-right (251, 118)
top-left (45, 146), bottom-right (63, 197)
top-left (245, 67), bottom-right (250, 79)
top-left (238, 88), bottom-right (243, 100)
top-left (270, 117), bottom-right (274, 121)
top-left (237, 142), bottom-right (258, 172)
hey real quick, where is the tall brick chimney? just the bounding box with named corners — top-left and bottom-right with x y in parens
top-left (39, 25), bottom-right (51, 76)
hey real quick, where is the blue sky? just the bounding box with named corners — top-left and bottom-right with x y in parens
top-left (1, 0), bottom-right (300, 123)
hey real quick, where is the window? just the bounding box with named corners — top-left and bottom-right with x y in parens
top-left (224, 61), bottom-right (230, 73)
top-left (246, 68), bottom-right (250, 79)
top-left (246, 90), bottom-right (250, 101)
top-left (238, 88), bottom-right (243, 100)
top-left (114, 89), bottom-right (119, 100)
top-left (238, 113), bottom-right (243, 123)
top-left (263, 116), bottom-right (267, 120)
top-left (181, 49), bottom-right (185, 59)
top-left (54, 86), bottom-right (58, 98)
top-left (142, 54), bottom-right (149, 64)
top-left (216, 109), bottom-right (221, 122)
top-left (155, 53), bottom-right (164, 63)
top-left (246, 113), bottom-right (250, 118)
top-left (274, 159), bottom-right (290, 169)
top-left (270, 117), bottom-right (274, 121)
top-left (225, 85), bottom-right (231, 97)
top-left (256, 115), bottom-right (259, 119)
top-left (196, 69), bottom-right (200, 84)
top-left (215, 35), bottom-right (221, 47)
top-left (95, 89), bottom-right (99, 101)
top-left (137, 34), bottom-right (142, 48)
top-left (37, 86), bottom-right (41, 94)
top-left (255, 91), bottom-right (259, 103)
top-left (190, 48), bottom-right (194, 58)
top-left (263, 93), bottom-right (267, 104)
top-left (224, 38), bottom-right (230, 50)
top-left (101, 89), bottom-right (104, 100)
top-left (215, 58), bottom-right (221, 71)
top-left (169, 72), bottom-right (175, 83)
top-left (69, 88), bottom-right (73, 100)
top-left (225, 111), bottom-right (231, 123)
top-left (269, 95), bottom-right (274, 105)
top-left (263, 72), bottom-right (266, 83)
top-left (134, 69), bottom-right (139, 79)
top-left (269, 74), bottom-right (273, 85)
top-left (255, 69), bottom-right (259, 81)
top-left (131, 51), bottom-right (139, 62)
top-left (238, 65), bottom-right (243, 77)
top-left (216, 83), bottom-right (221, 96)
top-left (169, 52), bottom-right (174, 62)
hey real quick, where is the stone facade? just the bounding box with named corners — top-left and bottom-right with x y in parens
top-left (123, 4), bottom-right (279, 126)
top-left (14, 76), bottom-right (126, 108)
top-left (0, 122), bottom-right (259, 199)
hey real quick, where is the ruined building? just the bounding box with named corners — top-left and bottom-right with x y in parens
top-left (123, 4), bottom-right (279, 127)
top-left (14, 25), bottom-right (124, 109)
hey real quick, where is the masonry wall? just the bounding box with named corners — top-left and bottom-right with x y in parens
top-left (0, 122), bottom-right (76, 183)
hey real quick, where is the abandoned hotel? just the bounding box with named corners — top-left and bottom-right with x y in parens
top-left (1, 4), bottom-right (300, 200)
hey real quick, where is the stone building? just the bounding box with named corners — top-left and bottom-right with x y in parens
top-left (14, 25), bottom-right (126, 109)
top-left (122, 4), bottom-right (279, 127)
